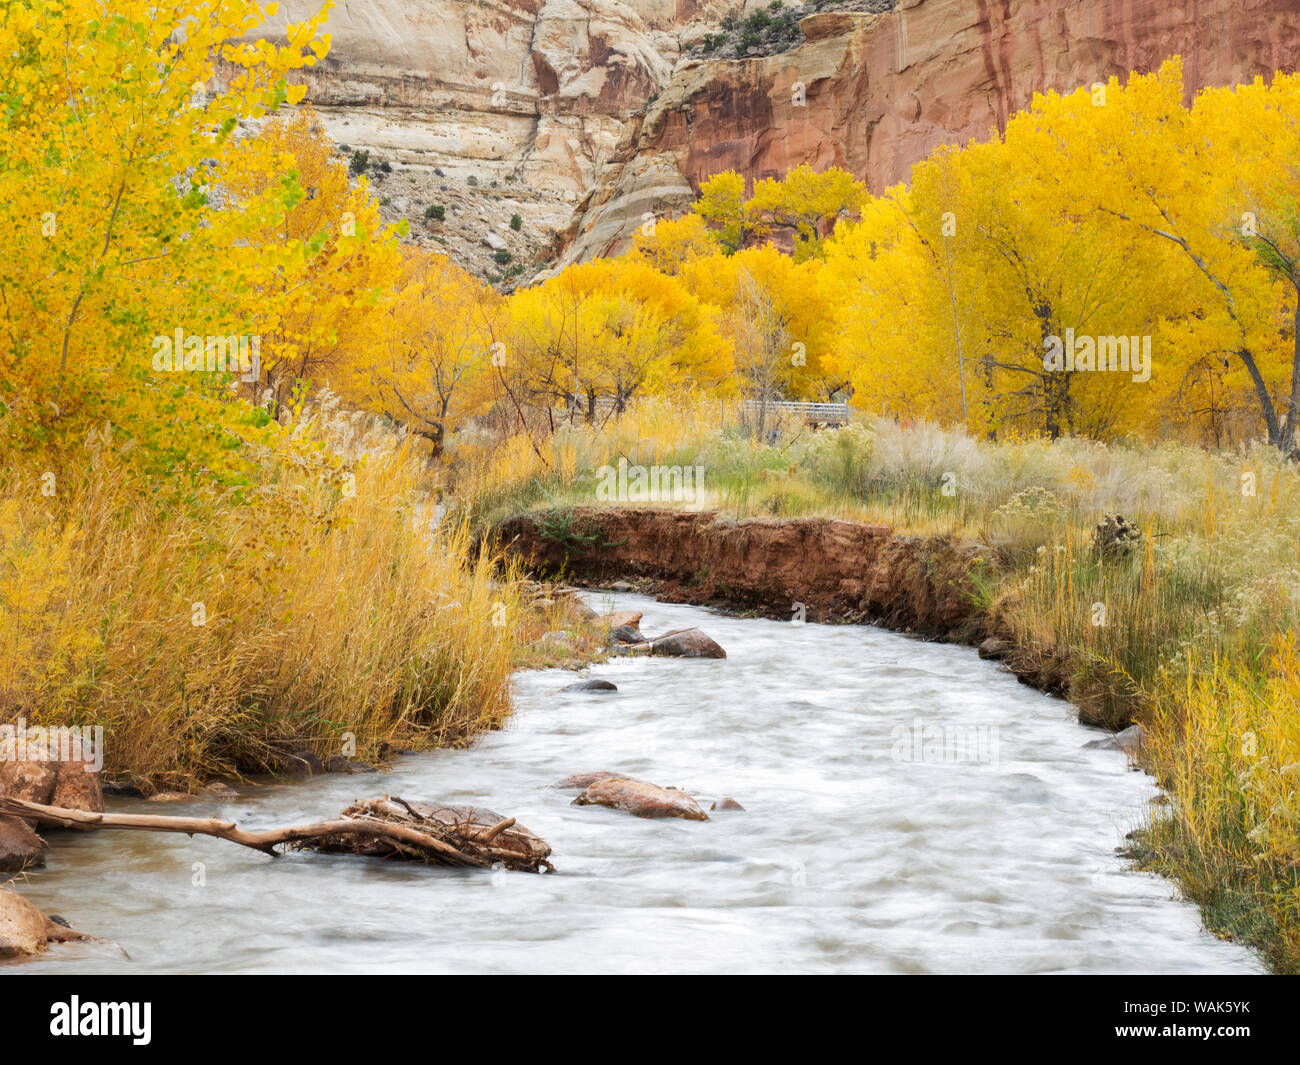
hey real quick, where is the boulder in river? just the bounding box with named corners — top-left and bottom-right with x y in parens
top-left (324, 755), bottom-right (378, 774)
top-left (284, 749), bottom-right (326, 775)
top-left (648, 627), bottom-right (726, 659)
top-left (597, 609), bottom-right (642, 631)
top-left (0, 891), bottom-right (94, 958)
top-left (0, 816), bottom-right (47, 872)
top-left (572, 775), bottom-right (709, 821)
top-left (553, 770), bottom-right (623, 789)
top-left (607, 625), bottom-right (643, 645)
top-left (561, 678), bottom-right (618, 693)
top-left (0, 729), bottom-right (103, 827)
top-left (977, 637), bottom-right (1013, 661)
top-left (1083, 723), bottom-right (1146, 758)
top-left (710, 798), bottom-right (745, 812)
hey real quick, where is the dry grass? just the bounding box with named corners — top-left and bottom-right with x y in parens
top-left (0, 409), bottom-right (541, 793)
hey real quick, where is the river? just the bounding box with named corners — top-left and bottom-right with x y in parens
top-left (8, 593), bottom-right (1262, 974)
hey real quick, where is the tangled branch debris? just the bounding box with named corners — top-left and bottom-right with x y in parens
top-left (0, 796), bottom-right (554, 874)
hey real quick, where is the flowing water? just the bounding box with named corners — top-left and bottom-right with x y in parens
top-left (8, 593), bottom-right (1262, 974)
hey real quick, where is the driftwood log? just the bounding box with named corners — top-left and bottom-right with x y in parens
top-left (0, 796), bottom-right (553, 873)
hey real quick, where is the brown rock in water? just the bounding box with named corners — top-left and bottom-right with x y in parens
top-left (572, 775), bottom-right (709, 821)
top-left (554, 770), bottom-right (623, 789)
top-left (597, 610), bottom-right (643, 632)
top-left (560, 678), bottom-right (618, 693)
top-left (284, 750), bottom-right (326, 775)
top-left (649, 627), bottom-right (726, 659)
top-left (0, 730), bottom-right (103, 827)
top-left (607, 624), bottom-right (643, 645)
top-left (710, 798), bottom-right (745, 812)
top-left (0, 891), bottom-right (94, 958)
top-left (0, 816), bottom-right (47, 872)
top-left (977, 637), bottom-right (1012, 661)
top-left (324, 755), bottom-right (378, 774)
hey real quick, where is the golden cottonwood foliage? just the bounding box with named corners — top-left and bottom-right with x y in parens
top-left (0, 0), bottom-right (334, 470)
top-left (694, 164), bottom-right (867, 261)
top-left (582, 60), bottom-right (1300, 453)
top-left (0, 1), bottom-right (533, 781)
top-left (220, 106), bottom-right (403, 409)
top-left (503, 257), bottom-right (732, 422)
top-left (822, 58), bottom-right (1300, 451)
top-left (350, 247), bottom-right (501, 454)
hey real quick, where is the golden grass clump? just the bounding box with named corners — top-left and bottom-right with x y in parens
top-left (1140, 640), bottom-right (1300, 972)
top-left (0, 413), bottom-right (527, 793)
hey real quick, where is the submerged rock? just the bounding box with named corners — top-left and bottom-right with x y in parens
top-left (1084, 723), bottom-right (1146, 757)
top-left (324, 755), bottom-right (378, 774)
top-left (648, 627), bottom-right (726, 659)
top-left (572, 775), bottom-right (709, 821)
top-left (561, 678), bottom-right (618, 693)
top-left (0, 892), bottom-right (94, 958)
top-left (710, 798), bottom-right (745, 812)
top-left (1115, 724), bottom-right (1146, 755)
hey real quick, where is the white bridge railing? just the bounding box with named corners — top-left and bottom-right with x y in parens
top-left (559, 396), bottom-right (852, 425)
top-left (741, 400), bottom-right (852, 424)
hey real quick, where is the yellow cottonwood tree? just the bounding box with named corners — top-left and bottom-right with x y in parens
top-left (0, 0), bottom-right (333, 464)
top-left (352, 248), bottom-right (501, 454)
top-left (1024, 60), bottom-right (1300, 450)
top-left (219, 106), bottom-right (404, 409)
top-left (681, 245), bottom-right (835, 434)
top-left (506, 257), bottom-right (731, 421)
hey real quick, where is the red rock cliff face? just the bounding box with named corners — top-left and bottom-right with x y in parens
top-left (552, 0), bottom-right (1300, 267)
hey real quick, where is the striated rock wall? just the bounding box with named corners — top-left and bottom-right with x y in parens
top-left (553, 0), bottom-right (1300, 266)
top-left (245, 0), bottom-right (729, 200)
top-left (245, 0), bottom-right (1300, 273)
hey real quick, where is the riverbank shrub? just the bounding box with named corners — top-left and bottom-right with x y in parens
top-left (0, 0), bottom-right (537, 792)
top-left (0, 410), bottom-right (528, 793)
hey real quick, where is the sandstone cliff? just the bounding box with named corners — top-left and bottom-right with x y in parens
top-left (553, 0), bottom-right (1300, 267)
top-left (245, 0), bottom-right (1300, 277)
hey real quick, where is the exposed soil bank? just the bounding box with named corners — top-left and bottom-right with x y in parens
top-left (496, 507), bottom-right (984, 629)
top-left (492, 507), bottom-right (1084, 716)
top-left (493, 508), bottom-right (1097, 719)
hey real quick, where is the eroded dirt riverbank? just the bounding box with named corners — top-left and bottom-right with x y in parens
top-left (493, 508), bottom-right (1073, 705)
